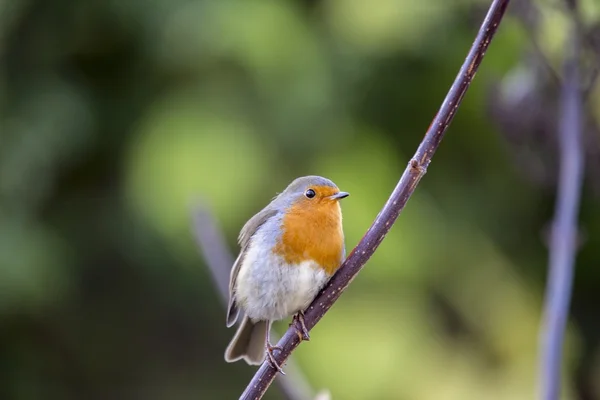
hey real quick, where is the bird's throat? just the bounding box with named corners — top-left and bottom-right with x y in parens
top-left (273, 202), bottom-right (344, 276)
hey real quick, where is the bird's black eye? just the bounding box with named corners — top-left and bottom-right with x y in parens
top-left (305, 188), bottom-right (316, 199)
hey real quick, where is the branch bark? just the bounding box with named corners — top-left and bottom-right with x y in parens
top-left (538, 5), bottom-right (584, 400)
top-left (239, 1), bottom-right (511, 399)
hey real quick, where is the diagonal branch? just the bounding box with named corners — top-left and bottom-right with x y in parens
top-left (239, 1), bottom-right (511, 399)
top-left (191, 202), bottom-right (235, 302)
top-left (538, 4), bottom-right (584, 400)
top-left (191, 203), bottom-right (321, 400)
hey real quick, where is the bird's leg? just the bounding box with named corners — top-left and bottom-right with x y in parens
top-left (291, 310), bottom-right (310, 342)
top-left (265, 325), bottom-right (285, 375)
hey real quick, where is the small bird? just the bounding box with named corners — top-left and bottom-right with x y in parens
top-left (224, 175), bottom-right (349, 373)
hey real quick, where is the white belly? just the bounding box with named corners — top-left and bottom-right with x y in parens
top-left (235, 239), bottom-right (330, 322)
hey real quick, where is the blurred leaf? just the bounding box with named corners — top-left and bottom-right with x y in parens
top-left (0, 219), bottom-right (71, 313)
top-left (323, 0), bottom-right (451, 55)
top-left (125, 90), bottom-right (273, 252)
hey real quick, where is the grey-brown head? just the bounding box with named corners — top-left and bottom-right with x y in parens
top-left (273, 175), bottom-right (349, 209)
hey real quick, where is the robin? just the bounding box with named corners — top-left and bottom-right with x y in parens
top-left (224, 175), bottom-right (349, 373)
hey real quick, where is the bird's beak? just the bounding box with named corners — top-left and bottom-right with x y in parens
top-left (329, 191), bottom-right (350, 200)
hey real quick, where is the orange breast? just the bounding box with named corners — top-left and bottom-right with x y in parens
top-left (273, 197), bottom-right (344, 276)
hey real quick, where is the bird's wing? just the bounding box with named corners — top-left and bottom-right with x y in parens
top-left (237, 204), bottom-right (280, 248)
top-left (226, 207), bottom-right (278, 327)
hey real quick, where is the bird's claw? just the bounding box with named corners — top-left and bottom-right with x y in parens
top-left (266, 344), bottom-right (285, 375)
top-left (291, 311), bottom-right (310, 342)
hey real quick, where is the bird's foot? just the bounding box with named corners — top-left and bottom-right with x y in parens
top-left (266, 343), bottom-right (285, 375)
top-left (291, 311), bottom-right (310, 342)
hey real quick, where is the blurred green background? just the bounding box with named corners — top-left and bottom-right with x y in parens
top-left (1, 0), bottom-right (600, 399)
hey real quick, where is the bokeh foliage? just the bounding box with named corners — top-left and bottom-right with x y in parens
top-left (1, 0), bottom-right (599, 399)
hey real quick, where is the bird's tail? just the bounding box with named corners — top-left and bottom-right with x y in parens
top-left (224, 315), bottom-right (267, 365)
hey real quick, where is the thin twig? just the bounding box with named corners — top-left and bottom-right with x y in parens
top-left (512, 0), bottom-right (561, 85)
top-left (191, 202), bottom-right (234, 302)
top-left (239, 1), bottom-right (511, 399)
top-left (191, 203), bottom-right (316, 400)
top-left (515, 0), bottom-right (598, 100)
top-left (538, 5), bottom-right (584, 400)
